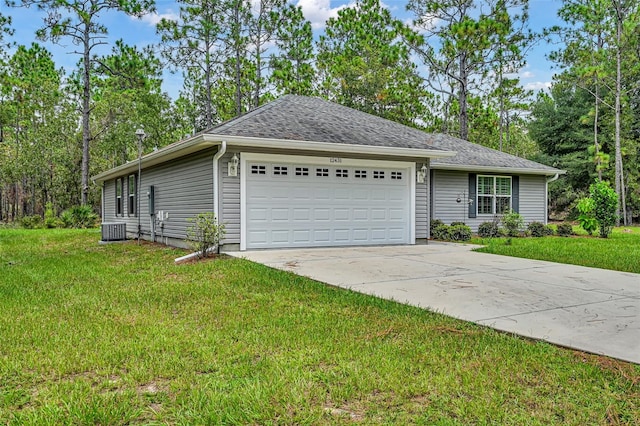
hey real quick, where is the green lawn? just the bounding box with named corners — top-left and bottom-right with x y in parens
top-left (1, 229), bottom-right (638, 424)
top-left (472, 226), bottom-right (640, 274)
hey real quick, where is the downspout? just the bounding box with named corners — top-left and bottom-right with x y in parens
top-left (213, 141), bottom-right (227, 250)
top-left (545, 173), bottom-right (559, 225)
top-left (425, 159), bottom-right (431, 242)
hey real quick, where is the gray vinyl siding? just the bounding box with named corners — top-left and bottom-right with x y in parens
top-left (415, 178), bottom-right (428, 239)
top-left (103, 180), bottom-right (116, 220)
top-left (101, 150), bottom-right (215, 243)
top-left (432, 170), bottom-right (547, 231)
top-left (519, 175), bottom-right (547, 224)
top-left (221, 151), bottom-right (241, 244)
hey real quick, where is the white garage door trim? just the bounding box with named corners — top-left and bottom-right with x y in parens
top-left (240, 152), bottom-right (416, 250)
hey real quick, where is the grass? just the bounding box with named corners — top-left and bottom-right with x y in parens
top-left (1, 229), bottom-right (639, 424)
top-left (472, 226), bottom-right (640, 274)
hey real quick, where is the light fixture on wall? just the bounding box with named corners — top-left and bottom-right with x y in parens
top-left (228, 153), bottom-right (239, 177)
top-left (417, 164), bottom-right (428, 183)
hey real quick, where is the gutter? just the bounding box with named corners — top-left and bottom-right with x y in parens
top-left (546, 173), bottom-right (560, 183)
top-left (432, 163), bottom-right (566, 176)
top-left (93, 134), bottom-right (456, 183)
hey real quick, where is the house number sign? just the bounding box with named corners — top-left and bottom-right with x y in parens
top-left (329, 157), bottom-right (342, 163)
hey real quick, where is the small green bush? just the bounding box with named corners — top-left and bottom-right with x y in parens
top-left (430, 219), bottom-right (444, 235)
top-left (590, 180), bottom-right (618, 238)
top-left (478, 221), bottom-right (501, 238)
top-left (61, 205), bottom-right (98, 229)
top-left (20, 215), bottom-right (43, 229)
top-left (44, 202), bottom-right (63, 228)
top-left (527, 221), bottom-right (548, 237)
top-left (450, 221), bottom-right (466, 227)
top-left (576, 197), bottom-right (598, 236)
top-left (501, 210), bottom-right (524, 237)
top-left (431, 224), bottom-right (450, 240)
top-left (449, 224), bottom-right (472, 241)
top-left (186, 212), bottom-right (226, 258)
top-left (556, 222), bottom-right (574, 237)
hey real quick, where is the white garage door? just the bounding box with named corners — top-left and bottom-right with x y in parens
top-left (243, 156), bottom-right (413, 249)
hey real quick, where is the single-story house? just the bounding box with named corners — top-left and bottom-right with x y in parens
top-left (93, 95), bottom-right (563, 251)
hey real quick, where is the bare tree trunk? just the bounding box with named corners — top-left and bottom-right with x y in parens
top-left (594, 81), bottom-right (601, 180)
top-left (613, 0), bottom-right (627, 225)
top-left (204, 42), bottom-right (214, 128)
top-left (458, 53), bottom-right (469, 141)
top-left (80, 22), bottom-right (91, 206)
top-left (234, 1), bottom-right (243, 117)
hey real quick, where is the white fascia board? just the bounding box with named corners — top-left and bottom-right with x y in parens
top-left (93, 133), bottom-right (457, 183)
top-left (431, 163), bottom-right (566, 176)
top-left (202, 134), bottom-right (457, 160)
top-left (92, 134), bottom-right (216, 183)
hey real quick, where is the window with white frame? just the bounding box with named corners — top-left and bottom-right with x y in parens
top-left (477, 175), bottom-right (511, 215)
top-left (115, 178), bottom-right (123, 216)
top-left (128, 174), bottom-right (136, 216)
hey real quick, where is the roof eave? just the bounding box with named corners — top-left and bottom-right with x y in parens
top-left (431, 163), bottom-right (566, 176)
top-left (92, 134), bottom-right (216, 183)
top-left (92, 134), bottom-right (457, 183)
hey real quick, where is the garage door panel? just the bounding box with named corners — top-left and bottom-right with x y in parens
top-left (271, 230), bottom-right (289, 243)
top-left (353, 208), bottom-right (368, 221)
top-left (314, 229), bottom-right (331, 242)
top-left (353, 229), bottom-right (369, 241)
top-left (248, 208), bottom-right (268, 221)
top-left (272, 208), bottom-right (289, 221)
top-left (333, 229), bottom-right (350, 242)
top-left (334, 209), bottom-right (350, 221)
top-left (371, 209), bottom-right (387, 220)
top-left (314, 209), bottom-right (331, 221)
top-left (246, 161), bottom-right (411, 249)
top-left (293, 208), bottom-right (311, 220)
top-left (389, 208), bottom-right (405, 220)
top-left (293, 229), bottom-right (310, 242)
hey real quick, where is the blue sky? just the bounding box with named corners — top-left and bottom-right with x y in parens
top-left (2, 0), bottom-right (564, 99)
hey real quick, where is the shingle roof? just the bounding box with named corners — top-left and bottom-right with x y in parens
top-left (206, 95), bottom-right (560, 174)
top-left (207, 94), bottom-right (444, 150)
top-left (426, 133), bottom-right (560, 172)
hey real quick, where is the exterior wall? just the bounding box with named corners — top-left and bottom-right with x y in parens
top-left (432, 169), bottom-right (547, 231)
top-left (102, 150), bottom-right (215, 246)
top-left (415, 178), bottom-right (428, 239)
top-left (518, 174), bottom-right (547, 225)
top-left (220, 150), bottom-right (241, 245)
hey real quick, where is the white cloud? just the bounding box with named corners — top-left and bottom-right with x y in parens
top-left (296, 0), bottom-right (348, 30)
top-left (520, 71), bottom-right (535, 79)
top-left (136, 10), bottom-right (180, 27)
top-left (524, 81), bottom-right (552, 92)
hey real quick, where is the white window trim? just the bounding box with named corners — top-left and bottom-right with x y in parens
top-left (240, 152), bottom-right (416, 251)
top-left (477, 175), bottom-right (512, 216)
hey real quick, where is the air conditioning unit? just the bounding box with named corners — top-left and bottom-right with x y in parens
top-left (101, 222), bottom-right (126, 241)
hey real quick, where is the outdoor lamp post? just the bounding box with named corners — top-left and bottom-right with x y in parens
top-left (135, 128), bottom-right (146, 245)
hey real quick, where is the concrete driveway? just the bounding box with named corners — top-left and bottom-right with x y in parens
top-left (229, 243), bottom-right (640, 364)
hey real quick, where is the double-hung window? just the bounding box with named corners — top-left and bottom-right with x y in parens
top-left (477, 175), bottom-right (511, 215)
top-left (128, 174), bottom-right (136, 216)
top-left (115, 178), bottom-right (123, 216)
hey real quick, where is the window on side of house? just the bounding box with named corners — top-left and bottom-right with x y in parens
top-left (477, 175), bottom-right (511, 215)
top-left (128, 174), bottom-right (136, 216)
top-left (116, 178), bottom-right (123, 216)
